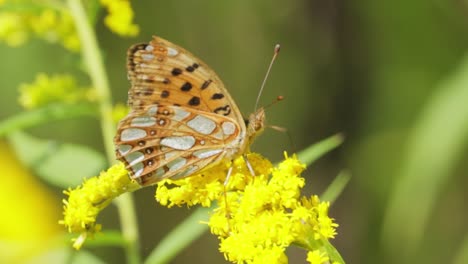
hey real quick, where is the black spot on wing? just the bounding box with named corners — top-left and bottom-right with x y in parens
top-left (161, 90), bottom-right (170, 98)
top-left (201, 80), bottom-right (212, 89)
top-left (181, 82), bottom-right (193, 91)
top-left (171, 68), bottom-right (182, 76)
top-left (214, 105), bottom-right (231, 116)
top-left (211, 93), bottom-right (224, 100)
top-left (188, 96), bottom-right (201, 106)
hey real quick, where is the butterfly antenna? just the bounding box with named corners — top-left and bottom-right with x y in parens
top-left (254, 44), bottom-right (281, 111)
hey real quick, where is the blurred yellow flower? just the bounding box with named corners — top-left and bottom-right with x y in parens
top-left (0, 141), bottom-right (61, 263)
top-left (0, 0), bottom-right (139, 51)
top-left (100, 0), bottom-right (139, 37)
top-left (0, 2), bottom-right (79, 51)
top-left (18, 73), bottom-right (94, 109)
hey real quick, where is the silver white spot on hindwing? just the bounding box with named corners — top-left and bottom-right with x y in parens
top-left (147, 106), bottom-right (158, 115)
top-left (118, 144), bottom-right (132, 155)
top-left (152, 167), bottom-right (165, 178)
top-left (131, 116), bottom-right (157, 127)
top-left (142, 53), bottom-right (154, 61)
top-left (173, 108), bottom-right (190, 121)
top-left (124, 151), bottom-right (144, 166)
top-left (187, 115), bottom-right (216, 135)
top-left (165, 151), bottom-right (177, 160)
top-left (121, 128), bottom-right (147, 141)
top-left (222, 122), bottom-right (236, 135)
top-left (131, 162), bottom-right (144, 177)
top-left (160, 136), bottom-right (196, 150)
top-left (145, 45), bottom-right (154, 51)
top-left (167, 47), bottom-right (178, 56)
top-left (167, 157), bottom-right (187, 172)
top-left (193, 149), bottom-right (223, 159)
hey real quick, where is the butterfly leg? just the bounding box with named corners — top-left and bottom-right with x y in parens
top-left (223, 164), bottom-right (234, 230)
top-left (243, 154), bottom-right (256, 176)
top-left (223, 165), bottom-right (234, 186)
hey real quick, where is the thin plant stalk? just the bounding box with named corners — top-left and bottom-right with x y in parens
top-left (66, 0), bottom-right (140, 263)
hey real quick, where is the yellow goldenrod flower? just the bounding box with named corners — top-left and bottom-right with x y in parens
top-left (59, 163), bottom-right (140, 249)
top-left (61, 153), bottom-right (341, 261)
top-left (0, 0), bottom-right (139, 51)
top-left (0, 2), bottom-right (80, 51)
top-left (100, 0), bottom-right (139, 37)
top-left (0, 12), bottom-right (28, 46)
top-left (156, 152), bottom-right (340, 264)
top-left (18, 73), bottom-right (94, 109)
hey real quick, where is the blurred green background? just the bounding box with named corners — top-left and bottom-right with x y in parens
top-left (1, 0), bottom-right (468, 263)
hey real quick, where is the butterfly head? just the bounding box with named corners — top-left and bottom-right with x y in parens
top-left (246, 108), bottom-right (266, 143)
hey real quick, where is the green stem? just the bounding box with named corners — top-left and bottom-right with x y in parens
top-left (66, 1), bottom-right (140, 263)
top-left (66, 0), bottom-right (114, 161)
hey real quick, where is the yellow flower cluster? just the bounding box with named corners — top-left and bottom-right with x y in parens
top-left (156, 153), bottom-right (340, 264)
top-left (0, 0), bottom-right (139, 51)
top-left (18, 73), bottom-right (96, 109)
top-left (100, 0), bottom-right (139, 37)
top-left (0, 3), bottom-right (79, 51)
top-left (59, 163), bottom-right (140, 249)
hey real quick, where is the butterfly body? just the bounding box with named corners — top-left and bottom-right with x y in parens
top-left (115, 36), bottom-right (265, 186)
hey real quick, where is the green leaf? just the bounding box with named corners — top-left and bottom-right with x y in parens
top-left (382, 52), bottom-right (468, 258)
top-left (0, 103), bottom-right (97, 137)
top-left (322, 239), bottom-right (346, 264)
top-left (320, 170), bottom-right (351, 204)
top-left (0, 2), bottom-right (48, 13)
top-left (8, 131), bottom-right (106, 188)
top-left (297, 133), bottom-right (344, 166)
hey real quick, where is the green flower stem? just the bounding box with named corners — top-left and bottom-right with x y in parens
top-left (66, 1), bottom-right (140, 263)
top-left (66, 0), bottom-right (114, 162)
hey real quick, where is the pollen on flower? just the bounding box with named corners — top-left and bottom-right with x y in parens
top-left (59, 163), bottom-right (140, 248)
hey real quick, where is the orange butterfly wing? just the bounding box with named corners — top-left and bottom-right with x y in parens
top-left (115, 36), bottom-right (250, 186)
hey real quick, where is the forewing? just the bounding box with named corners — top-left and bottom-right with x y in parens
top-left (127, 36), bottom-right (244, 124)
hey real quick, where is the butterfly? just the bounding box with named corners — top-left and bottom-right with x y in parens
top-left (114, 36), bottom-right (268, 186)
